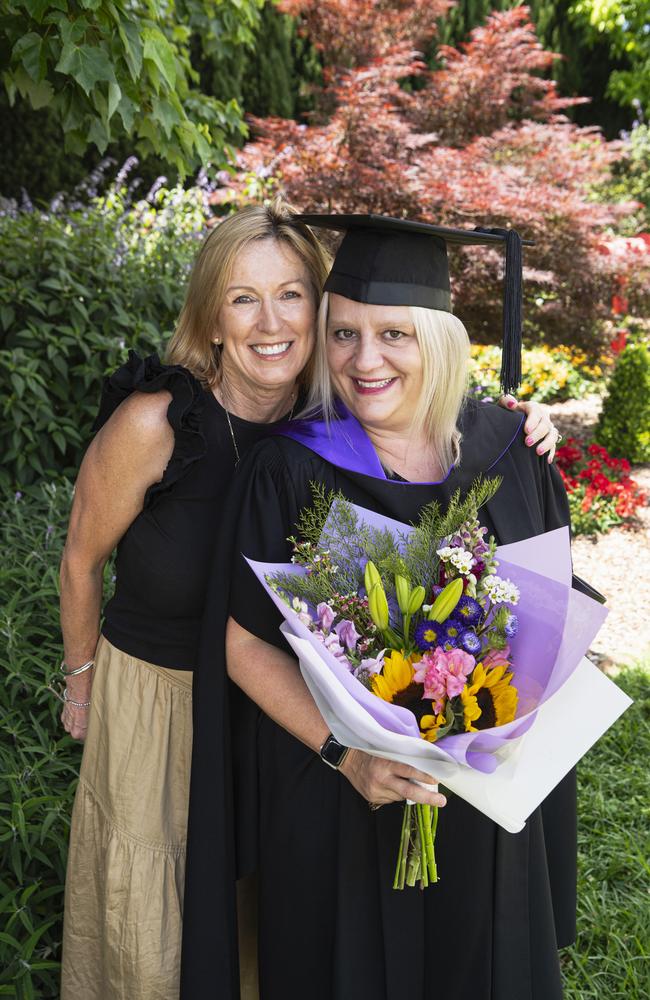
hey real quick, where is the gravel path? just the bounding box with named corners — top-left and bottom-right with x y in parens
top-left (549, 394), bottom-right (650, 672)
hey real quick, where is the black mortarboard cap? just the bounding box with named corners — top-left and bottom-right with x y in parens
top-left (296, 213), bottom-right (532, 394)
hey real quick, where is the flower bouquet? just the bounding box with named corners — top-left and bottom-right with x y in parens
top-left (246, 480), bottom-right (630, 890)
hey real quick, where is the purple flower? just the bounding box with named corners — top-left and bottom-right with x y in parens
top-left (414, 620), bottom-right (447, 651)
top-left (334, 619), bottom-right (361, 651)
top-left (504, 614), bottom-right (519, 638)
top-left (455, 596), bottom-right (482, 626)
top-left (322, 632), bottom-right (350, 665)
top-left (444, 619), bottom-right (463, 641)
top-left (459, 629), bottom-right (482, 655)
top-left (317, 602), bottom-right (335, 633)
top-left (356, 651), bottom-right (385, 677)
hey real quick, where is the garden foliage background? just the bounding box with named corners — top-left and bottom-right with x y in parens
top-left (1, 2), bottom-right (649, 996)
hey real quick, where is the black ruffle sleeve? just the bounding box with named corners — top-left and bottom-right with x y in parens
top-left (92, 351), bottom-right (206, 509)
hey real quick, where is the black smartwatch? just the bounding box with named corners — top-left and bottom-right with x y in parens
top-left (319, 733), bottom-right (350, 770)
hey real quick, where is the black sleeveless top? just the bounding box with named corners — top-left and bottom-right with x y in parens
top-left (95, 353), bottom-right (272, 670)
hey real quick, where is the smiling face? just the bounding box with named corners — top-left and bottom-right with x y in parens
top-left (216, 238), bottom-right (317, 396)
top-left (325, 294), bottom-right (424, 436)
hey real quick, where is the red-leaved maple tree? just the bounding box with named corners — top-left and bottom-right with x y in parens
top-left (218, 4), bottom-right (648, 349)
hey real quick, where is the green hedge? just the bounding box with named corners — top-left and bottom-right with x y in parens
top-left (0, 179), bottom-right (206, 489)
top-left (596, 342), bottom-right (650, 463)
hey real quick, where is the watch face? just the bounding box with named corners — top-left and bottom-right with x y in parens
top-left (321, 736), bottom-right (347, 768)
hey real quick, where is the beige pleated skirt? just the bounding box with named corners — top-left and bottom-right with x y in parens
top-left (61, 637), bottom-right (259, 1000)
top-left (61, 638), bottom-right (193, 999)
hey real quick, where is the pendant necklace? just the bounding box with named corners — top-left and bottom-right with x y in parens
top-left (219, 384), bottom-right (296, 467)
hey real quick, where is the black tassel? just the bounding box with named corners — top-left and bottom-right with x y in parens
top-left (474, 226), bottom-right (523, 394)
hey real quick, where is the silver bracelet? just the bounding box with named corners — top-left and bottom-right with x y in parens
top-left (60, 658), bottom-right (95, 677)
top-left (63, 688), bottom-right (91, 709)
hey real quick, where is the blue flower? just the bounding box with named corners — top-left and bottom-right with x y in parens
top-left (455, 595), bottom-right (482, 626)
top-left (441, 635), bottom-right (459, 651)
top-left (504, 614), bottom-right (519, 638)
top-left (444, 619), bottom-right (463, 641)
top-left (459, 629), bottom-right (482, 655)
top-left (414, 620), bottom-right (447, 651)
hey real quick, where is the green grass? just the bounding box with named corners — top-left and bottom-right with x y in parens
top-left (562, 667), bottom-right (650, 999)
top-left (0, 485), bottom-right (648, 997)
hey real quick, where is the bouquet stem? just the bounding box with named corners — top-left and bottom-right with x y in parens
top-left (393, 801), bottom-right (439, 890)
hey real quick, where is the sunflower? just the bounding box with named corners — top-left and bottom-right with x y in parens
top-left (460, 686), bottom-right (482, 732)
top-left (420, 712), bottom-right (448, 743)
top-left (461, 662), bottom-right (518, 732)
top-left (372, 650), bottom-right (419, 705)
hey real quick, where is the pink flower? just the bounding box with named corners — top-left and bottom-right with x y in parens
top-left (482, 646), bottom-right (511, 671)
top-left (444, 648), bottom-right (476, 698)
top-left (414, 647), bottom-right (476, 712)
top-left (317, 602), bottom-right (335, 633)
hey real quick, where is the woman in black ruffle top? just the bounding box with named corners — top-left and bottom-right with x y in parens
top-left (57, 201), bottom-right (560, 1000)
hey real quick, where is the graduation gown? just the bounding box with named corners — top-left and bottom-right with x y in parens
top-left (182, 400), bottom-right (577, 999)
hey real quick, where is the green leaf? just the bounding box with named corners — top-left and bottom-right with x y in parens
top-left (151, 95), bottom-right (180, 138)
top-left (52, 432), bottom-right (67, 454)
top-left (2, 69), bottom-right (17, 104)
top-left (12, 66), bottom-right (54, 110)
top-left (11, 33), bottom-right (45, 82)
top-left (59, 15), bottom-right (89, 47)
top-left (63, 128), bottom-right (89, 156)
top-left (115, 92), bottom-right (135, 131)
top-left (142, 27), bottom-right (177, 89)
top-left (107, 79), bottom-right (121, 121)
top-left (0, 307), bottom-right (15, 330)
top-left (55, 42), bottom-right (116, 97)
top-left (22, 0), bottom-right (53, 23)
top-left (117, 19), bottom-right (143, 80)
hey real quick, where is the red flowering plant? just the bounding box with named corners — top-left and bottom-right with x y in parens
top-left (215, 4), bottom-right (649, 351)
top-left (556, 438), bottom-right (647, 536)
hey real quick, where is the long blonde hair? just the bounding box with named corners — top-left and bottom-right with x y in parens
top-left (166, 201), bottom-right (331, 386)
top-left (304, 293), bottom-right (469, 469)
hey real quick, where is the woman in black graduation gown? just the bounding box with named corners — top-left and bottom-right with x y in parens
top-left (218, 216), bottom-right (576, 1000)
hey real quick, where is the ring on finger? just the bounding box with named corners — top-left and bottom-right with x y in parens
top-left (369, 801), bottom-right (381, 812)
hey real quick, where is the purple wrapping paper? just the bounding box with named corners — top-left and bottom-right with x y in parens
top-left (246, 506), bottom-right (608, 774)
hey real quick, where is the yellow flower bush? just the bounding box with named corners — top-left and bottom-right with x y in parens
top-left (469, 344), bottom-right (613, 403)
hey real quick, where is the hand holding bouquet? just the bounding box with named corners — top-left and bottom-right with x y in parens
top-left (248, 480), bottom-right (629, 890)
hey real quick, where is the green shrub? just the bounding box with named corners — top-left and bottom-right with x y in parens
top-left (596, 342), bottom-right (650, 462)
top-left (0, 173), bottom-right (207, 489)
top-left (0, 481), bottom-right (77, 998)
top-left (595, 122), bottom-right (650, 235)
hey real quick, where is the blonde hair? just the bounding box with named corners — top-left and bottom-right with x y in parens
top-left (166, 201), bottom-right (331, 386)
top-left (304, 293), bottom-right (470, 470)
